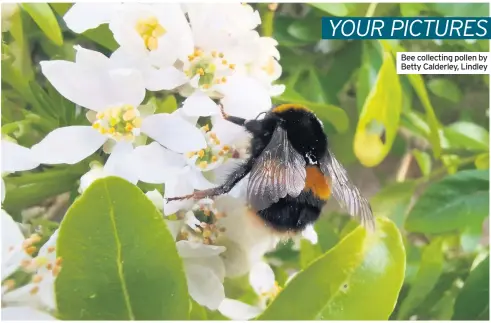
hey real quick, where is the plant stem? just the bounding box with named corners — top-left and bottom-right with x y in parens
top-left (365, 2), bottom-right (378, 17)
top-left (261, 4), bottom-right (276, 37)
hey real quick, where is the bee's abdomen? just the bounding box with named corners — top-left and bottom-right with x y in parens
top-left (257, 191), bottom-right (326, 232)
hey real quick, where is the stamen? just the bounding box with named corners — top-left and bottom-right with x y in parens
top-left (47, 246), bottom-right (55, 253)
top-left (3, 279), bottom-right (15, 291)
top-left (32, 275), bottom-right (43, 283)
top-left (30, 286), bottom-right (39, 295)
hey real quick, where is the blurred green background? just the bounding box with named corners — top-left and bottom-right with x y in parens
top-left (1, 3), bottom-right (489, 320)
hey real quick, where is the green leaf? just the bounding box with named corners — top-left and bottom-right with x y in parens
top-left (444, 121), bottom-right (489, 152)
top-left (356, 41), bottom-right (383, 113)
top-left (273, 17), bottom-right (312, 47)
top-left (452, 255), bottom-right (489, 320)
top-left (55, 177), bottom-right (189, 320)
top-left (428, 3), bottom-right (489, 17)
top-left (287, 18), bottom-right (321, 42)
top-left (406, 73), bottom-right (442, 157)
top-left (300, 239), bottom-right (322, 269)
top-left (413, 149), bottom-right (432, 176)
top-left (370, 180), bottom-right (417, 228)
top-left (257, 217), bottom-right (406, 320)
top-left (309, 3), bottom-right (350, 16)
top-left (405, 169), bottom-right (489, 234)
top-left (157, 95), bottom-right (178, 114)
top-left (396, 238), bottom-right (444, 319)
top-left (428, 78), bottom-right (462, 103)
top-left (190, 299), bottom-right (208, 320)
top-left (82, 25), bottom-right (119, 51)
top-left (20, 3), bottom-right (63, 45)
top-left (354, 51), bottom-right (402, 167)
top-left (274, 89), bottom-right (349, 133)
top-left (295, 67), bottom-right (329, 104)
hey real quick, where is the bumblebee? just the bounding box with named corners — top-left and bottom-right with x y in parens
top-left (168, 104), bottom-right (375, 233)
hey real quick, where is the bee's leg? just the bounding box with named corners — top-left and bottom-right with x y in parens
top-left (219, 104), bottom-right (246, 126)
top-left (166, 158), bottom-right (254, 202)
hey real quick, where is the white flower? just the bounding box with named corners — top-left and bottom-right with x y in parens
top-left (1, 211), bottom-right (60, 318)
top-left (65, 3), bottom-right (193, 91)
top-left (78, 162), bottom-right (109, 193)
top-left (218, 261), bottom-right (281, 320)
top-left (177, 240), bottom-right (226, 310)
top-left (1, 140), bottom-right (40, 203)
top-left (32, 46), bottom-right (206, 184)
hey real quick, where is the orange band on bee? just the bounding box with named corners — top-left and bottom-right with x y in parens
top-left (272, 104), bottom-right (310, 113)
top-left (304, 166), bottom-right (331, 200)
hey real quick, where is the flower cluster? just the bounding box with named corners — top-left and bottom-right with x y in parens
top-left (1, 3), bottom-right (318, 319)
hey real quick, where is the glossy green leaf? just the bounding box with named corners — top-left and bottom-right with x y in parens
top-left (452, 255), bottom-right (489, 320)
top-left (428, 78), bottom-right (462, 103)
top-left (295, 67), bottom-right (329, 104)
top-left (190, 299), bottom-right (208, 320)
top-left (413, 149), bottom-right (432, 176)
top-left (405, 169), bottom-right (489, 234)
top-left (156, 95), bottom-right (178, 114)
top-left (55, 177), bottom-right (189, 320)
top-left (354, 51), bottom-right (402, 167)
top-left (396, 238), bottom-right (444, 319)
top-left (274, 90), bottom-right (349, 133)
top-left (444, 121), bottom-right (489, 152)
top-left (21, 4), bottom-right (63, 45)
top-left (314, 216), bottom-right (340, 253)
top-left (82, 25), bottom-right (119, 51)
top-left (273, 17), bottom-right (312, 47)
top-left (356, 41), bottom-right (383, 112)
top-left (370, 180), bottom-right (417, 228)
top-left (257, 217), bottom-right (406, 320)
top-left (309, 3), bottom-right (350, 16)
top-left (406, 73), bottom-right (442, 157)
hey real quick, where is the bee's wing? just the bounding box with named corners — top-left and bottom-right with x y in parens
top-left (320, 149), bottom-right (375, 231)
top-left (247, 125), bottom-right (306, 211)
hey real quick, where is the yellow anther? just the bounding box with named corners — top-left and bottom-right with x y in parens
top-left (21, 259), bottom-right (31, 268)
top-left (194, 49), bottom-right (203, 56)
top-left (215, 139), bottom-right (221, 145)
top-left (188, 55), bottom-right (195, 61)
top-left (222, 59), bottom-right (228, 65)
top-left (47, 246), bottom-right (55, 253)
top-left (199, 161), bottom-right (208, 169)
top-left (32, 275), bottom-right (43, 283)
top-left (204, 209), bottom-right (211, 216)
top-left (125, 123), bottom-right (134, 132)
top-left (211, 156), bottom-right (218, 162)
top-left (52, 266), bottom-right (61, 276)
top-left (203, 229), bottom-right (212, 238)
top-left (92, 123), bottom-right (100, 130)
top-left (55, 257), bottom-right (63, 266)
top-left (108, 127), bottom-right (116, 134)
top-left (211, 51), bottom-right (217, 58)
top-left (198, 150), bottom-right (205, 158)
top-left (147, 37), bottom-right (158, 51)
top-left (223, 145), bottom-right (230, 151)
top-left (109, 117), bottom-right (118, 126)
top-left (221, 76), bottom-right (227, 83)
top-left (122, 108), bottom-right (136, 121)
top-left (218, 151), bottom-right (224, 156)
top-left (202, 124), bottom-right (210, 132)
top-left (3, 279), bottom-right (15, 290)
top-left (152, 24), bottom-right (166, 37)
top-left (26, 246), bottom-right (37, 255)
top-left (132, 117), bottom-right (142, 128)
top-left (96, 112), bottom-right (104, 119)
top-left (209, 132), bottom-right (217, 139)
top-left (229, 64), bottom-right (236, 70)
top-left (30, 286), bottom-right (39, 295)
top-left (46, 263), bottom-right (53, 270)
top-left (218, 52), bottom-right (224, 58)
top-left (197, 68), bottom-right (205, 76)
top-left (202, 84), bottom-right (210, 89)
top-left (186, 151), bottom-right (196, 158)
top-left (100, 128), bottom-right (107, 134)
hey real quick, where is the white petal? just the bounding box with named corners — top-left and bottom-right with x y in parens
top-left (182, 91), bottom-right (220, 117)
top-left (2, 209), bottom-right (26, 248)
top-left (270, 84), bottom-right (286, 97)
top-left (132, 142), bottom-right (186, 184)
top-left (177, 240), bottom-right (226, 258)
top-left (218, 298), bottom-right (262, 321)
top-left (211, 116), bottom-right (249, 146)
top-left (163, 171), bottom-right (194, 215)
top-left (302, 224), bottom-right (318, 244)
top-left (40, 61), bottom-right (145, 111)
top-left (38, 229), bottom-right (59, 260)
top-left (31, 126), bottom-right (106, 165)
top-left (1, 140), bottom-right (40, 172)
top-left (145, 189), bottom-right (164, 211)
top-left (74, 45), bottom-right (111, 70)
top-left (1, 307), bottom-right (56, 320)
top-left (249, 262), bottom-right (276, 295)
top-left (143, 66), bottom-right (187, 91)
top-left (184, 263), bottom-right (225, 310)
top-left (141, 114), bottom-right (207, 153)
top-left (172, 108), bottom-right (199, 126)
top-left (78, 164), bottom-right (107, 193)
top-left (164, 220), bottom-right (183, 241)
top-left (186, 255), bottom-right (226, 282)
top-left (103, 142), bottom-right (138, 184)
top-left (64, 3), bottom-right (119, 33)
top-left (219, 76), bottom-right (271, 119)
top-left (190, 169), bottom-right (215, 190)
top-left (216, 238), bottom-right (250, 278)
